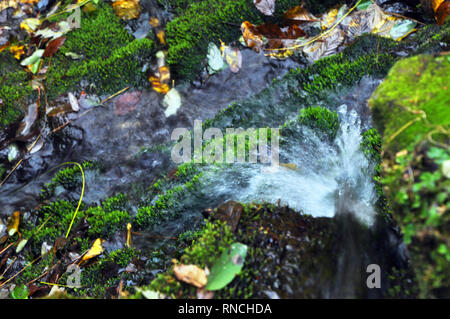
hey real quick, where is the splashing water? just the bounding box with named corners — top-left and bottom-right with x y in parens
top-left (205, 104), bottom-right (378, 226)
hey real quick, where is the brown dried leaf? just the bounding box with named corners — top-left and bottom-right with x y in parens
top-left (436, 1), bottom-right (450, 25)
top-left (173, 264), bottom-right (207, 288)
top-left (43, 36), bottom-right (66, 58)
top-left (283, 5), bottom-right (318, 22)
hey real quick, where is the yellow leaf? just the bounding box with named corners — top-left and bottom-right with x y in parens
top-left (280, 163), bottom-right (297, 170)
top-left (82, 238), bottom-right (104, 261)
top-left (112, 0), bottom-right (141, 20)
top-left (9, 45), bottom-right (25, 60)
top-left (173, 264), bottom-right (207, 288)
top-left (7, 211), bottom-right (20, 236)
top-left (0, 0), bottom-right (18, 12)
top-left (20, 18), bottom-right (41, 34)
top-left (156, 30), bottom-right (166, 45)
top-left (149, 17), bottom-right (160, 27)
top-left (149, 75), bottom-right (169, 94)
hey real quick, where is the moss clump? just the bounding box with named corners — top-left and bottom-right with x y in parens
top-left (40, 161), bottom-right (96, 199)
top-left (0, 51), bottom-right (34, 129)
top-left (165, 0), bottom-right (345, 80)
top-left (46, 3), bottom-right (154, 98)
top-left (369, 54), bottom-right (450, 298)
top-left (298, 106), bottom-right (339, 139)
top-left (369, 54), bottom-right (450, 153)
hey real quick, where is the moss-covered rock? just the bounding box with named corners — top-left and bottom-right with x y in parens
top-left (164, 0), bottom-right (346, 80)
top-left (46, 3), bottom-right (154, 98)
top-left (369, 54), bottom-right (450, 298)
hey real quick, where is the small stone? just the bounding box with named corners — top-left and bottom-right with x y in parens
top-left (115, 91), bottom-right (141, 116)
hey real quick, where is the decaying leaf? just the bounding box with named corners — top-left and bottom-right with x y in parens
top-left (81, 238), bottom-right (104, 262)
top-left (207, 42), bottom-right (227, 74)
top-left (112, 0), bottom-right (141, 20)
top-left (20, 18), bottom-right (41, 34)
top-left (173, 264), bottom-right (207, 288)
top-left (162, 88), bottom-right (181, 117)
top-left (220, 41), bottom-right (242, 73)
top-left (68, 92), bottom-right (80, 112)
top-left (156, 29), bottom-right (166, 45)
top-left (16, 103), bottom-right (38, 137)
top-left (0, 0), bottom-right (18, 12)
top-left (206, 243), bottom-right (248, 291)
top-left (149, 17), bottom-right (160, 27)
top-left (241, 21), bottom-right (265, 53)
top-left (7, 211), bottom-right (20, 236)
top-left (254, 0), bottom-right (275, 16)
top-left (436, 1), bottom-right (450, 25)
top-left (43, 36), bottom-right (66, 58)
top-left (149, 75), bottom-right (169, 94)
top-left (283, 5), bottom-right (318, 22)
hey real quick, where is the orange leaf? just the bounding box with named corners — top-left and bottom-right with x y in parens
top-left (436, 1), bottom-right (450, 25)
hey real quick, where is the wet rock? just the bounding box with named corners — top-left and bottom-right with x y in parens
top-left (213, 201), bottom-right (244, 232)
top-left (114, 91), bottom-right (141, 116)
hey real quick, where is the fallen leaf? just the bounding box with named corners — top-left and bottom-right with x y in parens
top-left (9, 45), bottom-right (25, 60)
top-left (254, 0), bottom-right (275, 16)
top-left (20, 49), bottom-right (44, 67)
top-left (156, 29), bottom-right (166, 45)
top-left (16, 103), bottom-right (38, 137)
top-left (20, 18), bottom-right (41, 34)
top-left (7, 211), bottom-right (20, 236)
top-left (162, 88), bottom-right (181, 117)
top-left (0, 0), bottom-right (18, 12)
top-left (16, 239), bottom-right (28, 253)
top-left (221, 42), bottom-right (242, 73)
top-left (436, 1), bottom-right (450, 25)
top-left (68, 92), bottom-right (80, 112)
top-left (43, 36), bottom-right (66, 58)
top-left (112, 0), bottom-right (141, 20)
top-left (283, 5), bottom-right (318, 22)
top-left (149, 75), bottom-right (169, 94)
top-left (29, 136), bottom-right (44, 154)
top-left (389, 19), bottom-right (416, 41)
top-left (173, 264), bottom-right (207, 288)
top-left (207, 42), bottom-right (227, 74)
top-left (280, 163), bottom-right (297, 170)
top-left (241, 21), bottom-right (265, 52)
top-left (10, 285), bottom-right (28, 299)
top-left (81, 238), bottom-right (104, 262)
top-left (206, 243), bottom-right (248, 291)
top-left (149, 17), bottom-right (160, 27)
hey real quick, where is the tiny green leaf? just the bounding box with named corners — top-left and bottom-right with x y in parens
top-left (11, 285), bottom-right (28, 299)
top-left (206, 242), bottom-right (247, 291)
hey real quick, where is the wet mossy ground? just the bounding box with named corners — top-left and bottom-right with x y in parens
top-left (1, 1), bottom-right (449, 299)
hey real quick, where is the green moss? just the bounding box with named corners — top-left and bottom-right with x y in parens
top-left (298, 106), bottom-right (339, 139)
top-left (0, 51), bottom-right (34, 129)
top-left (370, 55), bottom-right (450, 298)
top-left (149, 203), bottom-right (341, 298)
top-left (40, 161), bottom-right (96, 199)
top-left (369, 54), bottom-right (450, 153)
top-left (46, 4), bottom-right (154, 98)
top-left (165, 0), bottom-right (338, 80)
